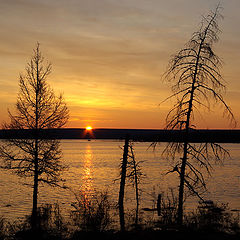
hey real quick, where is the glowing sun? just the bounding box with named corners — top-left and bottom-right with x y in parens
top-left (86, 126), bottom-right (93, 131)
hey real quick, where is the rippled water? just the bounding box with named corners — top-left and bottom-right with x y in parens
top-left (0, 140), bottom-right (240, 221)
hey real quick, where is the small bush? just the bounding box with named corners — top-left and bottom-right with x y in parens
top-left (153, 189), bottom-right (178, 229)
top-left (71, 190), bottom-right (112, 232)
top-left (0, 216), bottom-right (6, 240)
top-left (13, 203), bottom-right (67, 240)
top-left (186, 201), bottom-right (240, 234)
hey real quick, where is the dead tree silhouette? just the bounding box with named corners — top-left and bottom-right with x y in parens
top-left (160, 5), bottom-right (235, 225)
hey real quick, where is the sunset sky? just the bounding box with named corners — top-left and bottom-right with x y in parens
top-left (0, 0), bottom-right (239, 129)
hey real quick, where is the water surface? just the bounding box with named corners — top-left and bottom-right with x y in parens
top-left (0, 140), bottom-right (239, 220)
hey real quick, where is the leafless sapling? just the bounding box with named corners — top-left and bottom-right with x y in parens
top-left (0, 43), bottom-right (69, 230)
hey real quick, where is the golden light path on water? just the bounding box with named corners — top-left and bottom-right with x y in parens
top-left (81, 144), bottom-right (94, 201)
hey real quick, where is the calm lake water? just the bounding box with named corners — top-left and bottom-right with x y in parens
top-left (0, 140), bottom-right (240, 221)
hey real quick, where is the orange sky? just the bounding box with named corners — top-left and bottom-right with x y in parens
top-left (0, 0), bottom-right (239, 129)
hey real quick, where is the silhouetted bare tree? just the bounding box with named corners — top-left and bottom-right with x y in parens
top-left (118, 135), bottom-right (129, 231)
top-left (118, 138), bottom-right (144, 230)
top-left (127, 142), bottom-right (144, 226)
top-left (162, 5), bottom-right (235, 224)
top-left (0, 43), bottom-right (69, 230)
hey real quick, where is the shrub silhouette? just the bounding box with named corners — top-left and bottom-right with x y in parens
top-left (71, 191), bottom-right (112, 232)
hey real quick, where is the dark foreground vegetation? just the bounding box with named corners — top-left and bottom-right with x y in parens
top-left (0, 193), bottom-right (240, 240)
top-left (2, 229), bottom-right (239, 240)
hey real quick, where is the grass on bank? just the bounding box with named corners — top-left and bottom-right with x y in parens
top-left (0, 191), bottom-right (239, 240)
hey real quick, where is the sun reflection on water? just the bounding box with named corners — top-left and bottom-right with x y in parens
top-left (81, 144), bottom-right (94, 202)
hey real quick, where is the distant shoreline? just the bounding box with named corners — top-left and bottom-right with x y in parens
top-left (0, 128), bottom-right (240, 143)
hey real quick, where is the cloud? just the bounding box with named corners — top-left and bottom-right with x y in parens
top-left (0, 0), bottom-right (240, 128)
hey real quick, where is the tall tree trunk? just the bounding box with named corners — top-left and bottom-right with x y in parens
top-left (32, 139), bottom-right (39, 230)
top-left (118, 135), bottom-right (129, 231)
top-left (177, 35), bottom-right (204, 225)
top-left (177, 141), bottom-right (188, 225)
top-left (32, 55), bottom-right (40, 230)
